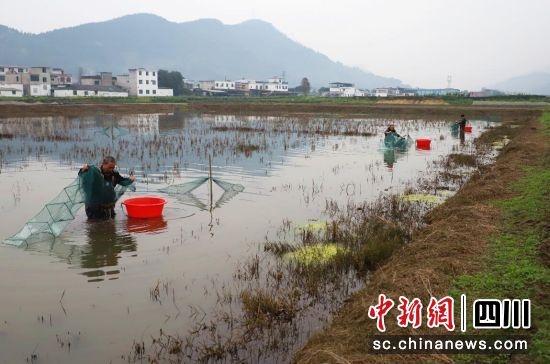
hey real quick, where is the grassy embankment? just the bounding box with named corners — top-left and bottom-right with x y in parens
top-left (296, 111), bottom-right (549, 363)
top-left (451, 111), bottom-right (550, 362)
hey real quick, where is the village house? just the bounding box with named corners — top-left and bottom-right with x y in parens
top-left (22, 67), bottom-right (52, 96)
top-left (80, 72), bottom-right (116, 86)
top-left (198, 80), bottom-right (215, 91)
top-left (214, 80), bottom-right (236, 91)
top-left (182, 78), bottom-right (198, 90)
top-left (413, 88), bottom-right (461, 96)
top-left (52, 84), bottom-right (128, 98)
top-left (266, 76), bottom-right (288, 93)
top-left (247, 80), bottom-right (268, 91)
top-left (114, 74), bottom-right (130, 90)
top-left (234, 79), bottom-right (250, 92)
top-left (50, 68), bottom-right (72, 86)
top-left (372, 87), bottom-right (400, 97)
top-left (128, 68), bottom-right (173, 96)
top-left (329, 82), bottom-right (365, 97)
top-left (468, 88), bottom-right (504, 98)
top-left (0, 66), bottom-right (24, 97)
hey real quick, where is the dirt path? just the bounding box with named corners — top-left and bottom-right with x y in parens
top-left (0, 101), bottom-right (544, 119)
top-left (0, 102), bottom-right (185, 117)
top-left (188, 102), bottom-right (545, 119)
top-left (295, 112), bottom-right (547, 363)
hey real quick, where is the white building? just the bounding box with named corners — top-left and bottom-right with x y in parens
top-left (198, 80), bottom-right (215, 91)
top-left (0, 66), bottom-right (24, 96)
top-left (214, 80), bottom-right (236, 90)
top-left (1, 66), bottom-right (60, 96)
top-left (25, 67), bottom-right (51, 96)
top-left (373, 87), bottom-right (401, 97)
top-left (234, 79), bottom-right (250, 92)
top-left (247, 80), bottom-right (268, 91)
top-left (127, 68), bottom-right (173, 97)
top-left (329, 82), bottom-right (365, 97)
top-left (266, 76), bottom-right (288, 93)
top-left (0, 85), bottom-right (23, 97)
top-left (183, 78), bottom-right (198, 90)
top-left (52, 85), bottom-right (128, 98)
top-left (156, 88), bottom-right (174, 96)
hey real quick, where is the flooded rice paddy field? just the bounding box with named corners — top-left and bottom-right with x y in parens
top-left (0, 112), bottom-right (495, 363)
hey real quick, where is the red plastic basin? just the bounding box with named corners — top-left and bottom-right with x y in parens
top-left (416, 138), bottom-right (431, 150)
top-left (122, 196), bottom-right (166, 219)
top-left (464, 125), bottom-right (473, 133)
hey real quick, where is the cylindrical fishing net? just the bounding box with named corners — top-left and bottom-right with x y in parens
top-left (4, 165), bottom-right (134, 247)
top-left (4, 171), bottom-right (243, 246)
top-left (384, 133), bottom-right (412, 150)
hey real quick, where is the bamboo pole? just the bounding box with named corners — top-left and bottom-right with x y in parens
top-left (209, 154), bottom-right (213, 210)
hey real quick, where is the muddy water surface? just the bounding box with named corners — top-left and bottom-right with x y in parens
top-left (0, 112), bottom-right (491, 363)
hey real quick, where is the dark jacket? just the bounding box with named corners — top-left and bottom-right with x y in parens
top-left (384, 127), bottom-right (401, 138)
top-left (78, 166), bottom-right (133, 219)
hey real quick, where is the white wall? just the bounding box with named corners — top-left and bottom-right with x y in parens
top-left (214, 81), bottom-right (235, 90)
top-left (156, 88), bottom-right (173, 96)
top-left (266, 77), bottom-right (289, 92)
top-left (199, 81), bottom-right (215, 90)
top-left (29, 84), bottom-right (51, 96)
top-left (329, 86), bottom-right (364, 97)
top-left (0, 88), bottom-right (23, 97)
top-left (248, 81), bottom-right (267, 90)
top-left (129, 68), bottom-right (173, 97)
top-left (53, 89), bottom-right (128, 97)
top-left (0, 84), bottom-right (23, 92)
top-left (129, 68), bottom-right (158, 96)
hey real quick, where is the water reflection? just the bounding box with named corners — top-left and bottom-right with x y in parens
top-left (125, 216), bottom-right (167, 234)
top-left (382, 145), bottom-right (410, 170)
top-left (79, 220), bottom-right (136, 280)
top-left (24, 219), bottom-right (138, 282)
top-left (383, 149), bottom-right (397, 169)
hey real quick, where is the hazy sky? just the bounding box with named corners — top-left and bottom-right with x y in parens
top-left (2, 0), bottom-right (549, 89)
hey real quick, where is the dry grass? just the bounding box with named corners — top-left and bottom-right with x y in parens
top-left (295, 113), bottom-right (546, 363)
top-left (264, 241), bottom-right (296, 256)
top-left (446, 153), bottom-right (477, 167)
top-left (240, 287), bottom-right (300, 325)
top-left (0, 103), bottom-right (181, 117)
top-left (235, 143), bottom-right (261, 154)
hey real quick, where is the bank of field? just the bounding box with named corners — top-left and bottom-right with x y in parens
top-left (296, 112), bottom-right (549, 363)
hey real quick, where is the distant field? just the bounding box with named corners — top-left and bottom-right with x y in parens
top-left (1, 95), bottom-right (549, 106)
top-left (473, 100), bottom-right (550, 106)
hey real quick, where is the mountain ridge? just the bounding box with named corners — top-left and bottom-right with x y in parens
top-left (490, 71), bottom-right (550, 95)
top-left (0, 13), bottom-right (401, 88)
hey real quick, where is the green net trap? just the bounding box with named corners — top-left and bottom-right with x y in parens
top-left (159, 177), bottom-right (244, 210)
top-left (4, 171), bottom-right (243, 247)
top-left (384, 134), bottom-right (412, 150)
top-left (4, 166), bottom-right (134, 247)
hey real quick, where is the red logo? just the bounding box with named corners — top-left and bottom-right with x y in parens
top-left (427, 296), bottom-right (455, 331)
top-left (368, 294), bottom-right (395, 332)
top-left (397, 296), bottom-right (423, 328)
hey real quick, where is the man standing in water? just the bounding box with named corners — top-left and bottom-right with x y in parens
top-left (457, 114), bottom-right (468, 145)
top-left (79, 156), bottom-right (135, 219)
top-left (458, 114), bottom-right (468, 130)
top-left (384, 124), bottom-right (402, 138)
